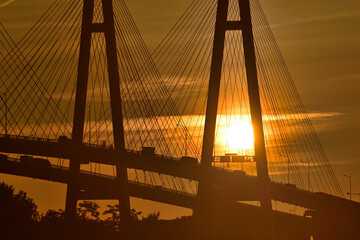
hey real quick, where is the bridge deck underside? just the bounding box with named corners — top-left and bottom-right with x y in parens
top-left (1, 136), bottom-right (359, 214)
top-left (0, 158), bottom-right (310, 229)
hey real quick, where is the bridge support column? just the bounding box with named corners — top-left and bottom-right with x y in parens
top-left (65, 0), bottom-right (94, 222)
top-left (65, 0), bottom-right (130, 229)
top-left (198, 0), bottom-right (274, 239)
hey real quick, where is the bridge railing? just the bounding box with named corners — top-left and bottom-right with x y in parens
top-left (0, 134), bottom-right (58, 143)
top-left (2, 154), bottom-right (195, 196)
top-left (0, 134), bottom-right (183, 162)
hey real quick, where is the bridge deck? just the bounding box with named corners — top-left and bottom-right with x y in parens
top-left (1, 134), bottom-right (359, 214)
top-left (0, 156), bottom-right (310, 228)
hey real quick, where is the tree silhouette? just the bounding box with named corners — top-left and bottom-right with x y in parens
top-left (0, 182), bottom-right (38, 220)
top-left (0, 182), bottom-right (186, 240)
top-left (103, 204), bottom-right (142, 230)
top-left (41, 209), bottom-right (65, 222)
top-left (0, 182), bottom-right (39, 239)
top-left (103, 204), bottom-right (121, 223)
top-left (142, 211), bottom-right (161, 223)
top-left (77, 200), bottom-right (100, 221)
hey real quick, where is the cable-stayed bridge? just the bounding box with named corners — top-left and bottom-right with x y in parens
top-left (0, 0), bottom-right (359, 239)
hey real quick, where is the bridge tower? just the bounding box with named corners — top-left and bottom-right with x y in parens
top-left (65, 0), bottom-right (130, 225)
top-left (199, 0), bottom-right (274, 239)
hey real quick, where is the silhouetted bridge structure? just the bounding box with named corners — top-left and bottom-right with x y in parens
top-left (1, 134), bottom-right (359, 239)
top-left (0, 134), bottom-right (357, 210)
top-left (0, 152), bottom-right (314, 239)
top-left (1, 0), bottom-right (360, 239)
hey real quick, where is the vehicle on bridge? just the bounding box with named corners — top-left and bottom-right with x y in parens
top-left (58, 135), bottom-right (70, 143)
top-left (20, 155), bottom-right (51, 167)
top-left (154, 185), bottom-right (163, 190)
top-left (180, 156), bottom-right (198, 165)
top-left (0, 154), bottom-right (8, 161)
top-left (141, 147), bottom-right (155, 156)
top-left (233, 170), bottom-right (246, 176)
top-left (20, 155), bottom-right (33, 164)
top-left (33, 158), bottom-right (51, 167)
top-left (284, 183), bottom-right (297, 189)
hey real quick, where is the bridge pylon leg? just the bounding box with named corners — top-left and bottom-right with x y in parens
top-left (198, 0), bottom-right (275, 239)
top-left (65, 0), bottom-right (130, 230)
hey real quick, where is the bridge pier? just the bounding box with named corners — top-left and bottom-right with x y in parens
top-left (2, 138), bottom-right (360, 239)
top-left (198, 0), bottom-right (275, 239)
top-left (65, 0), bottom-right (130, 230)
top-left (65, 159), bottom-right (81, 221)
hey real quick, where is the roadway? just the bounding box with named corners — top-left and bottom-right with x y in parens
top-left (0, 155), bottom-right (311, 237)
top-left (1, 134), bottom-right (360, 214)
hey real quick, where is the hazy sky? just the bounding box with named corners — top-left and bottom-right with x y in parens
top-left (1, 0), bottom-right (360, 216)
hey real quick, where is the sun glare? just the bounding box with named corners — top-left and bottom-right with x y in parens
top-left (226, 121), bottom-right (254, 153)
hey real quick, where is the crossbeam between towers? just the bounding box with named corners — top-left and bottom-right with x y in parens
top-left (198, 0), bottom-right (274, 239)
top-left (65, 0), bottom-right (130, 226)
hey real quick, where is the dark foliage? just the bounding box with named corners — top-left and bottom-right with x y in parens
top-left (0, 182), bottom-right (236, 240)
top-left (0, 182), bottom-right (39, 239)
top-left (0, 182), bottom-right (315, 240)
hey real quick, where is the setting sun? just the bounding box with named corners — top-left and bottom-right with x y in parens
top-left (226, 121), bottom-right (254, 154)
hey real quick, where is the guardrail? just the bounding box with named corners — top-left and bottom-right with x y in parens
top-left (0, 134), bottom-right (182, 163)
top-left (2, 154), bottom-right (194, 196)
top-left (0, 134), bottom-right (245, 180)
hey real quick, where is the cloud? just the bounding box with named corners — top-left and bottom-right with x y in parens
top-left (323, 74), bottom-right (360, 82)
top-left (271, 11), bottom-right (360, 28)
top-left (306, 112), bottom-right (342, 120)
top-left (0, 0), bottom-right (15, 8)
